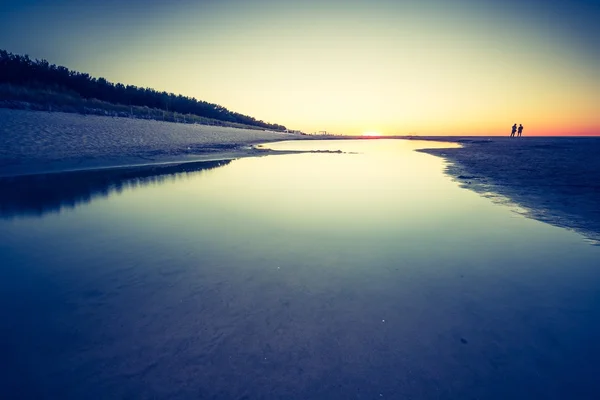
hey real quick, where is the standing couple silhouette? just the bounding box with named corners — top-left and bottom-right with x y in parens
top-left (510, 123), bottom-right (523, 137)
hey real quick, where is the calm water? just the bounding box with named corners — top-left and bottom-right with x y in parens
top-left (1, 139), bottom-right (599, 399)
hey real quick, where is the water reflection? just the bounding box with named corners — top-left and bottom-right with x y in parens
top-left (1, 140), bottom-right (600, 399)
top-left (0, 160), bottom-right (231, 218)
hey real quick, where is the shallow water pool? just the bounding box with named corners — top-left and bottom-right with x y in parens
top-left (1, 139), bottom-right (599, 399)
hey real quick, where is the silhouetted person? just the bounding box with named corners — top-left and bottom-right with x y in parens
top-left (510, 123), bottom-right (517, 137)
top-left (518, 124), bottom-right (523, 137)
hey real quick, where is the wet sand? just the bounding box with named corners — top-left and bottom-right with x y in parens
top-left (417, 136), bottom-right (600, 243)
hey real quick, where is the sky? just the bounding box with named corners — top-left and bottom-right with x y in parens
top-left (1, 0), bottom-right (599, 135)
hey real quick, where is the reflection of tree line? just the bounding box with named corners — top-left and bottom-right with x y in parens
top-left (0, 160), bottom-right (231, 219)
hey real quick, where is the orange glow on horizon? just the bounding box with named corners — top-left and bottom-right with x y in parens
top-left (4, 0), bottom-right (598, 136)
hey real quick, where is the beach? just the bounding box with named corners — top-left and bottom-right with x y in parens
top-left (0, 108), bottom-right (307, 177)
top-left (3, 0), bottom-right (598, 396)
top-left (2, 109), bottom-right (599, 243)
top-left (418, 137), bottom-right (600, 244)
top-left (1, 113), bottom-right (600, 398)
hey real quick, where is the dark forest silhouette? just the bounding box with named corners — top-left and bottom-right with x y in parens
top-left (0, 50), bottom-right (286, 131)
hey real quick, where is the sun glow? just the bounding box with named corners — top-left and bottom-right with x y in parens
top-left (4, 0), bottom-right (596, 136)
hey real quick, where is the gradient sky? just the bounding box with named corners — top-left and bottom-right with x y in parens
top-left (1, 0), bottom-right (598, 135)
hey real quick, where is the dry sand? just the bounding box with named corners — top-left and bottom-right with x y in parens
top-left (0, 108), bottom-right (307, 177)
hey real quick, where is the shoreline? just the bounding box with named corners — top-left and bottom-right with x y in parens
top-left (3, 107), bottom-right (599, 243)
top-left (0, 146), bottom-right (321, 178)
top-left (0, 108), bottom-right (313, 178)
top-left (417, 137), bottom-right (600, 244)
top-left (0, 146), bottom-right (350, 178)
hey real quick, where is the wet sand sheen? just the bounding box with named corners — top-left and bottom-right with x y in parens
top-left (417, 137), bottom-right (600, 243)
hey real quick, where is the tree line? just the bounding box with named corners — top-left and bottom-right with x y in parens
top-left (0, 49), bottom-right (286, 131)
